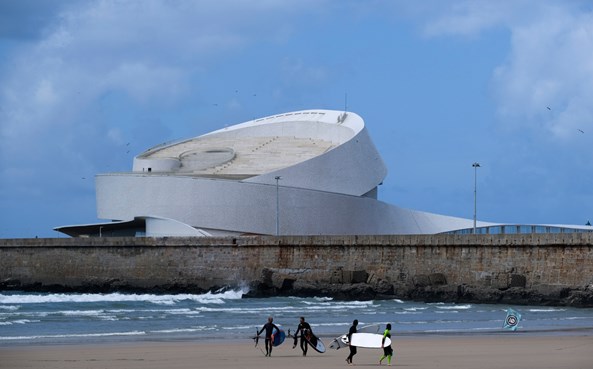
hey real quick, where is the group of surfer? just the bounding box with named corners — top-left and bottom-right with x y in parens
top-left (257, 316), bottom-right (394, 366)
top-left (256, 316), bottom-right (314, 357)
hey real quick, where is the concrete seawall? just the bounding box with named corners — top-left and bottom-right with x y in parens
top-left (1, 234), bottom-right (593, 306)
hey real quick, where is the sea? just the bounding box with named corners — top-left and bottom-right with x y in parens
top-left (1, 288), bottom-right (593, 346)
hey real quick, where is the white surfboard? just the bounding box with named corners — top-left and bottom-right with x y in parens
top-left (340, 332), bottom-right (391, 349)
top-left (329, 324), bottom-right (381, 350)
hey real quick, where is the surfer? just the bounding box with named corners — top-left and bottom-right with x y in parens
top-left (379, 323), bottom-right (393, 366)
top-left (293, 316), bottom-right (313, 356)
top-left (258, 316), bottom-right (280, 357)
top-left (345, 319), bottom-right (358, 365)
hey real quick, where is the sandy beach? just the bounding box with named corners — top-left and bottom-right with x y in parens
top-left (1, 334), bottom-right (592, 369)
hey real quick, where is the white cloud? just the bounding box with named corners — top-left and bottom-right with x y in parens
top-left (494, 6), bottom-right (593, 139)
top-left (0, 0), bottom-right (319, 164)
top-left (0, 0), bottom-right (325, 224)
top-left (421, 1), bottom-right (512, 38)
top-left (412, 0), bottom-right (593, 140)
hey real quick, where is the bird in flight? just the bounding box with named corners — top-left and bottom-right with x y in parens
top-left (577, 129), bottom-right (585, 134)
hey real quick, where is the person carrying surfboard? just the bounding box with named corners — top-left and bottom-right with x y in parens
top-left (379, 323), bottom-right (393, 366)
top-left (345, 319), bottom-right (358, 365)
top-left (258, 316), bottom-right (280, 357)
top-left (292, 316), bottom-right (313, 356)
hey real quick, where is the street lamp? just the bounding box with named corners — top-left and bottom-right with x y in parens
top-left (275, 176), bottom-right (281, 236)
top-left (472, 162), bottom-right (481, 234)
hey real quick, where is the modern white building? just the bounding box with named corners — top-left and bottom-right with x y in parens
top-left (55, 109), bottom-right (592, 237)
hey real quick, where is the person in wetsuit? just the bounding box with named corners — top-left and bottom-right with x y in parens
top-left (293, 316), bottom-right (313, 356)
top-left (346, 319), bottom-right (358, 365)
top-left (379, 323), bottom-right (393, 365)
top-left (258, 316), bottom-right (280, 357)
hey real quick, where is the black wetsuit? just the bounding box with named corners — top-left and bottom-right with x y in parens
top-left (294, 321), bottom-right (312, 356)
top-left (346, 324), bottom-right (357, 363)
top-left (258, 322), bottom-right (279, 356)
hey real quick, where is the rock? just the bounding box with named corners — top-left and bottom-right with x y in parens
top-left (429, 273), bottom-right (447, 286)
top-left (375, 279), bottom-right (394, 295)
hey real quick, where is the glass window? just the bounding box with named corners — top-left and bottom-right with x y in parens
top-left (489, 226), bottom-right (502, 234)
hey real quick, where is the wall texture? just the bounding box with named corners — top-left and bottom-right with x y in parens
top-left (1, 234), bottom-right (593, 306)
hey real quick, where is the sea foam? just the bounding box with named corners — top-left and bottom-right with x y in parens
top-left (0, 288), bottom-right (248, 306)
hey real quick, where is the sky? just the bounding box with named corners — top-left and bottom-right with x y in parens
top-left (1, 0), bottom-right (593, 238)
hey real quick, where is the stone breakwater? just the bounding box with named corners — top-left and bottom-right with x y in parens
top-left (1, 234), bottom-right (593, 307)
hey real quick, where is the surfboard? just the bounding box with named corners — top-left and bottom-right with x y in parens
top-left (304, 331), bottom-right (325, 353)
top-left (340, 332), bottom-right (390, 349)
top-left (328, 324), bottom-right (380, 350)
top-left (253, 325), bottom-right (286, 348)
top-left (272, 326), bottom-right (286, 347)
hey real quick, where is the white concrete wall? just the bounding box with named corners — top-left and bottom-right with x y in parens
top-left (133, 157), bottom-right (180, 173)
top-left (245, 127), bottom-right (386, 196)
top-left (96, 174), bottom-right (478, 235)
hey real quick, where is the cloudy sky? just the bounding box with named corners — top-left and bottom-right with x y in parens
top-left (1, 0), bottom-right (593, 238)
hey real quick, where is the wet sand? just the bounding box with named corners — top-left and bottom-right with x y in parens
top-left (1, 334), bottom-right (592, 369)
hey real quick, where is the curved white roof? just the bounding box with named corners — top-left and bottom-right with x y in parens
top-left (134, 110), bottom-right (359, 176)
top-left (139, 134), bottom-right (335, 179)
top-left (132, 109), bottom-right (386, 196)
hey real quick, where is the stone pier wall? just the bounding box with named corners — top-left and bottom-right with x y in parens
top-left (1, 234), bottom-right (592, 306)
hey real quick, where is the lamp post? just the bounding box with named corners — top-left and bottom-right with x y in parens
top-left (472, 162), bottom-right (481, 234)
top-left (275, 176), bottom-right (281, 236)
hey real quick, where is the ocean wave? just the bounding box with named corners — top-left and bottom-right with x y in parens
top-left (436, 304), bottom-right (472, 310)
top-left (302, 301), bottom-right (332, 306)
top-left (332, 300), bottom-right (375, 306)
top-left (397, 320), bottom-right (429, 325)
top-left (529, 308), bottom-right (567, 313)
top-left (192, 303), bottom-right (373, 315)
top-left (403, 307), bottom-right (428, 312)
top-left (0, 288), bottom-right (248, 305)
top-left (59, 309), bottom-right (106, 316)
top-left (435, 310), bottom-right (460, 314)
top-left (0, 305), bottom-right (19, 311)
top-left (0, 331), bottom-right (146, 341)
top-left (312, 322), bottom-right (350, 327)
top-left (562, 316), bottom-right (590, 320)
top-left (288, 296), bottom-right (333, 302)
top-left (194, 306), bottom-right (298, 313)
top-left (150, 328), bottom-right (202, 334)
top-left (222, 325), bottom-right (255, 330)
top-left (0, 319), bottom-right (40, 326)
top-left (296, 301), bottom-right (376, 311)
top-left (301, 300), bottom-right (374, 309)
